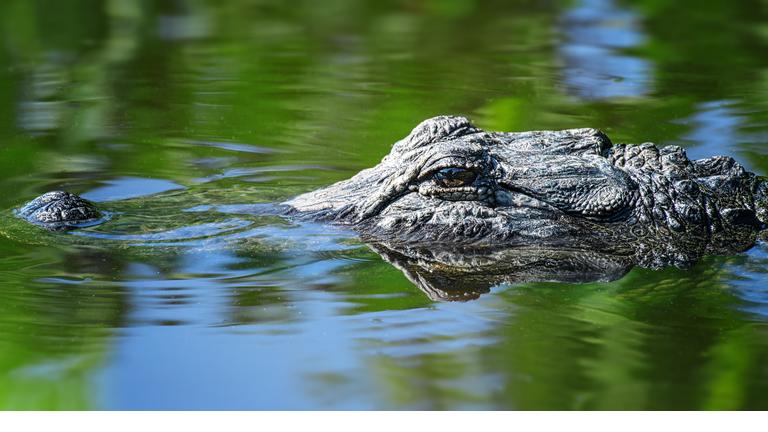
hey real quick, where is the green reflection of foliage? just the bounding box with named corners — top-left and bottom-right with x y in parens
top-left (0, 233), bottom-right (125, 410)
top-left (485, 256), bottom-right (768, 410)
top-left (375, 352), bottom-right (487, 410)
top-left (700, 327), bottom-right (759, 410)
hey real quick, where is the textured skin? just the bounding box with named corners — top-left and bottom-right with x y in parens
top-left (285, 116), bottom-right (768, 268)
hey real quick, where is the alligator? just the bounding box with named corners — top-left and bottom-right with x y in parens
top-left (16, 115), bottom-right (768, 274)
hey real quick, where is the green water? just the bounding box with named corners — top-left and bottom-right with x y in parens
top-left (2, 0), bottom-right (768, 410)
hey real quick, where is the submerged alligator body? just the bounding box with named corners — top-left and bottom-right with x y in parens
top-left (17, 116), bottom-right (768, 273)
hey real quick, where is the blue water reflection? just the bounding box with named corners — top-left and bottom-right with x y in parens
top-left (100, 300), bottom-right (502, 410)
top-left (81, 177), bottom-right (187, 202)
top-left (671, 100), bottom-right (768, 170)
top-left (558, 0), bottom-right (653, 99)
top-left (721, 244), bottom-right (768, 322)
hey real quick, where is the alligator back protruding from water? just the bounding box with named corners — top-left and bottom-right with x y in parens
top-left (16, 190), bottom-right (105, 232)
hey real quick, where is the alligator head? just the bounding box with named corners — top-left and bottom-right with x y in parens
top-left (286, 116), bottom-right (768, 267)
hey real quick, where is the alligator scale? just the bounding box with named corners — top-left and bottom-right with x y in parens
top-left (17, 116), bottom-right (768, 276)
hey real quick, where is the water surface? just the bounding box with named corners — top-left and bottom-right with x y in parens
top-left (2, 0), bottom-right (768, 410)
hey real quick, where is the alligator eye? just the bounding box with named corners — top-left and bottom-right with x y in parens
top-left (433, 168), bottom-right (477, 188)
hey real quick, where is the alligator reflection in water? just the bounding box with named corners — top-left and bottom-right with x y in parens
top-left (363, 238), bottom-right (636, 302)
top-left (360, 229), bottom-right (763, 302)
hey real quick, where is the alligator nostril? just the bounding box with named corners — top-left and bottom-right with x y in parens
top-left (433, 168), bottom-right (476, 188)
